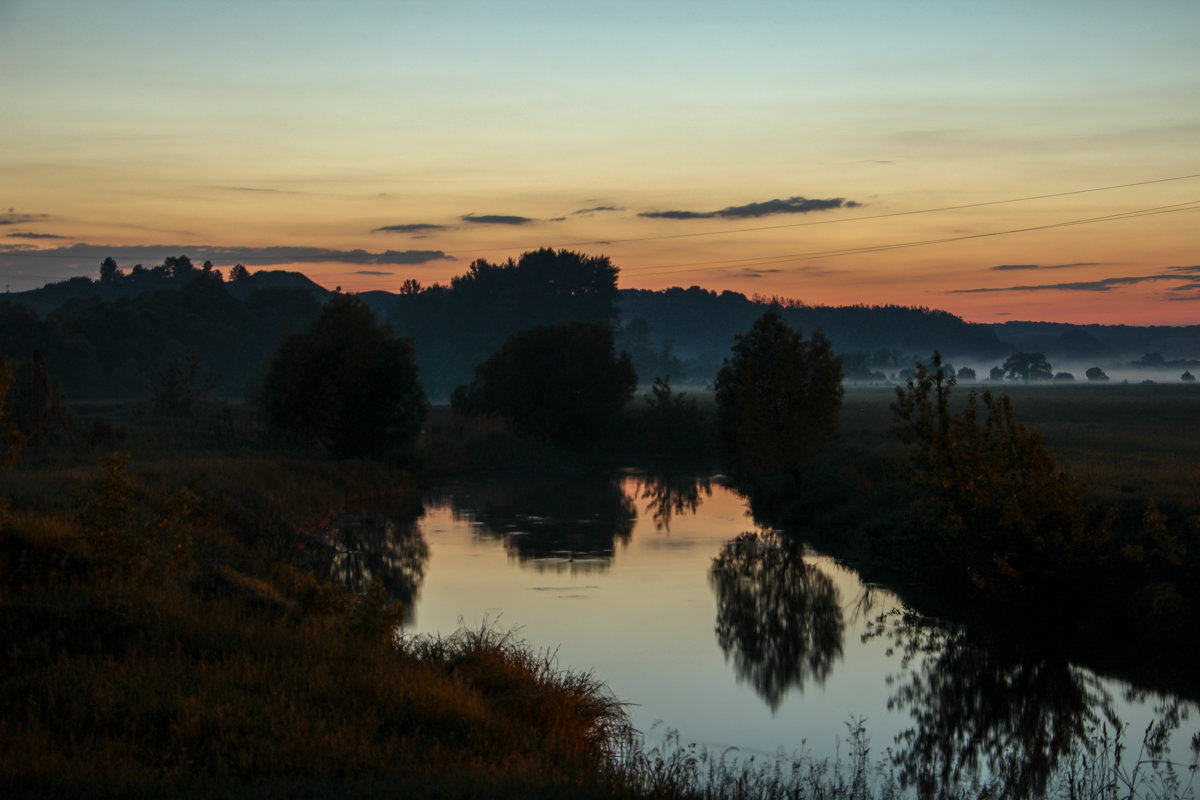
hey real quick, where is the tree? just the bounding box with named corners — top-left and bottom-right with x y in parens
top-left (1085, 366), bottom-right (1109, 382)
top-left (713, 307), bottom-right (843, 481)
top-left (956, 366), bottom-right (976, 381)
top-left (98, 257), bottom-right (123, 284)
top-left (229, 263), bottom-right (250, 282)
top-left (452, 321), bottom-right (636, 450)
top-left (164, 255), bottom-right (196, 281)
top-left (1183, 371), bottom-right (1196, 382)
top-left (261, 294), bottom-right (428, 460)
top-left (1002, 352), bottom-right (1052, 381)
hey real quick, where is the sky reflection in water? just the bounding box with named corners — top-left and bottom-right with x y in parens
top-left (349, 472), bottom-right (1197, 793)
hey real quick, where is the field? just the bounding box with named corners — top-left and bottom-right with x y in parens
top-left (840, 382), bottom-right (1200, 512)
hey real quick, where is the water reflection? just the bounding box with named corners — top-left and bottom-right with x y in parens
top-left (321, 511), bottom-right (429, 622)
top-left (709, 532), bottom-right (845, 712)
top-left (633, 471), bottom-right (713, 531)
top-left (441, 473), bottom-right (637, 572)
top-left (865, 609), bottom-right (1114, 797)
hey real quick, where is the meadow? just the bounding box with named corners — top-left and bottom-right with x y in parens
top-left (2, 382), bottom-right (1198, 798)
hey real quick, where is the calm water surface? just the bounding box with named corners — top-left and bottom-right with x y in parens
top-left (325, 471), bottom-right (1199, 791)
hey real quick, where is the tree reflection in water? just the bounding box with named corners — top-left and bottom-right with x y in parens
top-left (445, 474), bottom-right (636, 573)
top-left (709, 532), bottom-right (845, 712)
top-left (322, 510), bottom-right (429, 622)
top-left (865, 609), bottom-right (1115, 798)
top-left (633, 471), bottom-right (713, 531)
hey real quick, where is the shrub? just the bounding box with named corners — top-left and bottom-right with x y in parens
top-left (892, 356), bottom-right (1108, 611)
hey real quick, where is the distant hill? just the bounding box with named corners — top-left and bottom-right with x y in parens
top-left (5, 259), bottom-right (1200, 402)
top-left (10, 268), bottom-right (329, 317)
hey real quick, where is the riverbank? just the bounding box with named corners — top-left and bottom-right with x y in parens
top-left (746, 383), bottom-right (1200, 698)
top-left (0, 450), bottom-right (647, 798)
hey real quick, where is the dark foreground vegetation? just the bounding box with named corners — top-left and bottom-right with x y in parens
top-left (4, 250), bottom-right (1200, 797)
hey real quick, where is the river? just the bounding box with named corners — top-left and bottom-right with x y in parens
top-left (323, 470), bottom-right (1199, 796)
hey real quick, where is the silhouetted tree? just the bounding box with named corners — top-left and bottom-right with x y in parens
top-left (956, 366), bottom-right (976, 381)
top-left (452, 321), bottom-right (636, 450)
top-left (714, 307), bottom-right (843, 482)
top-left (1002, 352), bottom-right (1053, 381)
top-left (261, 294), bottom-right (428, 460)
top-left (1183, 370), bottom-right (1196, 382)
top-left (98, 257), bottom-right (123, 284)
top-left (1053, 372), bottom-right (1075, 382)
top-left (229, 263), bottom-right (250, 282)
top-left (1085, 366), bottom-right (1110, 382)
top-left (164, 255), bottom-right (196, 281)
top-left (988, 366), bottom-right (1005, 381)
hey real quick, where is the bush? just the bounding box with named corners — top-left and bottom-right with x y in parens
top-left (892, 356), bottom-right (1108, 611)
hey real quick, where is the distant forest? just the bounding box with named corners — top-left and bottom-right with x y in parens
top-left (3, 252), bottom-right (1199, 403)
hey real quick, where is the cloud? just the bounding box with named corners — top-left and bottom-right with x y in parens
top-left (352, 270), bottom-right (393, 276)
top-left (639, 196), bottom-right (860, 220)
top-left (7, 232), bottom-right (67, 239)
top-left (373, 223), bottom-right (449, 234)
top-left (460, 213), bottom-right (533, 226)
top-left (571, 205), bottom-right (621, 215)
top-left (731, 267), bottom-right (784, 279)
top-left (0, 244), bottom-right (455, 277)
top-left (0, 212), bottom-right (50, 226)
top-left (988, 262), bottom-right (1102, 271)
top-left (948, 275), bottom-right (1172, 294)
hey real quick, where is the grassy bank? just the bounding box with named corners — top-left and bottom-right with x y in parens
top-left (0, 449), bottom-right (644, 798)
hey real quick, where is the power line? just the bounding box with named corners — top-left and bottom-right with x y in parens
top-left (620, 200), bottom-right (1200, 278)
top-left (450, 171), bottom-right (1200, 253)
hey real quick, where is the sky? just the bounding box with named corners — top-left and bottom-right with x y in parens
top-left (1, 0), bottom-right (1198, 325)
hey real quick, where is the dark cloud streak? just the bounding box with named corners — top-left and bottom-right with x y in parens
top-left (460, 213), bottom-right (534, 226)
top-left (639, 196), bottom-right (860, 220)
top-left (373, 223), bottom-right (449, 234)
top-left (988, 262), bottom-right (1102, 271)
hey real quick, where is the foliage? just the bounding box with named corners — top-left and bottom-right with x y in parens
top-left (391, 248), bottom-right (623, 398)
top-left (713, 307), bottom-right (843, 481)
top-left (1002, 351), bottom-right (1053, 381)
top-left (145, 349), bottom-right (219, 417)
top-left (0, 270), bottom-right (322, 401)
top-left (452, 321), bottom-right (636, 450)
top-left (636, 376), bottom-right (712, 462)
top-left (0, 357), bottom-right (28, 477)
top-left (261, 294), bottom-right (428, 461)
top-left (77, 452), bottom-right (196, 574)
top-left (891, 356), bottom-right (1107, 609)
